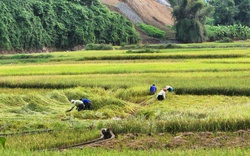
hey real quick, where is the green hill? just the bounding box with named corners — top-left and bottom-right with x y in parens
top-left (0, 0), bottom-right (140, 53)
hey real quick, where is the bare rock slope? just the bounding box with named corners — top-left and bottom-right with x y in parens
top-left (100, 0), bottom-right (174, 29)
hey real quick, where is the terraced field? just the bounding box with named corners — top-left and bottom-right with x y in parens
top-left (0, 41), bottom-right (250, 155)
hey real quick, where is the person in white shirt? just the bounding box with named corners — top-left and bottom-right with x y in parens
top-left (157, 88), bottom-right (167, 100)
top-left (66, 99), bottom-right (84, 112)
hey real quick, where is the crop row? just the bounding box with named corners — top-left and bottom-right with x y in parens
top-left (0, 46), bottom-right (249, 64)
top-left (0, 70), bottom-right (249, 95)
top-left (1, 60), bottom-right (250, 76)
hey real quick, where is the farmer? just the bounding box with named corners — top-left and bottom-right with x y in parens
top-left (80, 98), bottom-right (91, 110)
top-left (66, 99), bottom-right (85, 112)
top-left (149, 84), bottom-right (157, 95)
top-left (165, 85), bottom-right (174, 92)
top-left (156, 88), bottom-right (167, 100)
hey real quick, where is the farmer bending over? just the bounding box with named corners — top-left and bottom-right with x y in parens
top-left (66, 99), bottom-right (85, 112)
top-left (80, 98), bottom-right (91, 110)
top-left (157, 88), bottom-right (167, 100)
top-left (165, 85), bottom-right (174, 92)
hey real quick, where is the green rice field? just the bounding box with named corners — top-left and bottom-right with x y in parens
top-left (0, 41), bottom-right (250, 155)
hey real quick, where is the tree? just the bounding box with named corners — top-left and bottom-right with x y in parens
top-left (168, 0), bottom-right (183, 7)
top-left (0, 0), bottom-right (140, 52)
top-left (172, 0), bottom-right (213, 43)
top-left (234, 0), bottom-right (250, 27)
top-left (212, 0), bottom-right (238, 25)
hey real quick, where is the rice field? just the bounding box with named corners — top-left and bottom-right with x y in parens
top-left (0, 41), bottom-right (250, 155)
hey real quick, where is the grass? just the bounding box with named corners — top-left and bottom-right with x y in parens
top-left (0, 45), bottom-right (249, 64)
top-left (4, 129), bottom-right (100, 150)
top-left (1, 58), bottom-right (250, 76)
top-left (0, 71), bottom-right (249, 96)
top-left (1, 148), bottom-right (250, 156)
top-left (0, 41), bottom-right (250, 155)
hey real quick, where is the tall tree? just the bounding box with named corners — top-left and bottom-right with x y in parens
top-left (234, 0), bottom-right (250, 27)
top-left (212, 0), bottom-right (238, 25)
top-left (172, 0), bottom-right (213, 43)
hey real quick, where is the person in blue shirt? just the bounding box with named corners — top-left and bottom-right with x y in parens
top-left (149, 84), bottom-right (157, 95)
top-left (80, 98), bottom-right (91, 110)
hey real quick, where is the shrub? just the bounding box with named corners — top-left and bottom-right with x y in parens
top-left (216, 37), bottom-right (233, 43)
top-left (206, 24), bottom-right (250, 41)
top-left (138, 23), bottom-right (165, 38)
top-left (0, 137), bottom-right (6, 149)
top-left (85, 44), bottom-right (113, 50)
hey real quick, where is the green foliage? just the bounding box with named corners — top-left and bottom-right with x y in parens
top-left (206, 24), bottom-right (250, 41)
top-left (1, 147), bottom-right (250, 156)
top-left (120, 44), bottom-right (182, 50)
top-left (175, 18), bottom-right (205, 43)
top-left (0, 0), bottom-right (140, 52)
top-left (208, 0), bottom-right (250, 27)
top-left (234, 0), bottom-right (250, 27)
top-left (216, 37), bottom-right (233, 43)
top-left (11, 54), bottom-right (53, 59)
top-left (126, 49), bottom-right (159, 53)
top-left (85, 44), bottom-right (113, 50)
top-left (0, 137), bottom-right (6, 149)
top-left (138, 23), bottom-right (165, 38)
top-left (172, 0), bottom-right (213, 43)
top-left (212, 0), bottom-right (237, 25)
top-left (168, 0), bottom-right (183, 7)
top-left (1, 44), bottom-right (250, 154)
top-left (3, 129), bottom-right (100, 150)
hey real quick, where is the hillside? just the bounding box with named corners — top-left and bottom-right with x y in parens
top-left (0, 0), bottom-right (140, 53)
top-left (100, 0), bottom-right (175, 43)
top-left (0, 0), bottom-right (175, 53)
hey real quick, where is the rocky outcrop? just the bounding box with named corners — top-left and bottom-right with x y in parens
top-left (116, 2), bottom-right (144, 24)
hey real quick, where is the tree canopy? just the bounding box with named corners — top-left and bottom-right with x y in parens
top-left (0, 0), bottom-right (140, 52)
top-left (172, 0), bottom-right (213, 43)
top-left (208, 0), bottom-right (250, 27)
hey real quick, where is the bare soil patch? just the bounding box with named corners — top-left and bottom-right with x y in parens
top-left (101, 0), bottom-right (174, 29)
top-left (84, 130), bottom-right (250, 150)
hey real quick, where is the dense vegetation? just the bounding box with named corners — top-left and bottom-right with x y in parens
top-left (138, 23), bottom-right (165, 38)
top-left (172, 0), bottom-right (213, 43)
top-left (206, 24), bottom-right (250, 42)
top-left (0, 0), bottom-right (249, 51)
top-left (171, 0), bottom-right (250, 43)
top-left (0, 0), bottom-right (140, 52)
top-left (170, 0), bottom-right (250, 27)
top-left (210, 0), bottom-right (250, 27)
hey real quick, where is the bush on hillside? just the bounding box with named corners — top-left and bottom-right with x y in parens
top-left (138, 23), bottom-right (165, 38)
